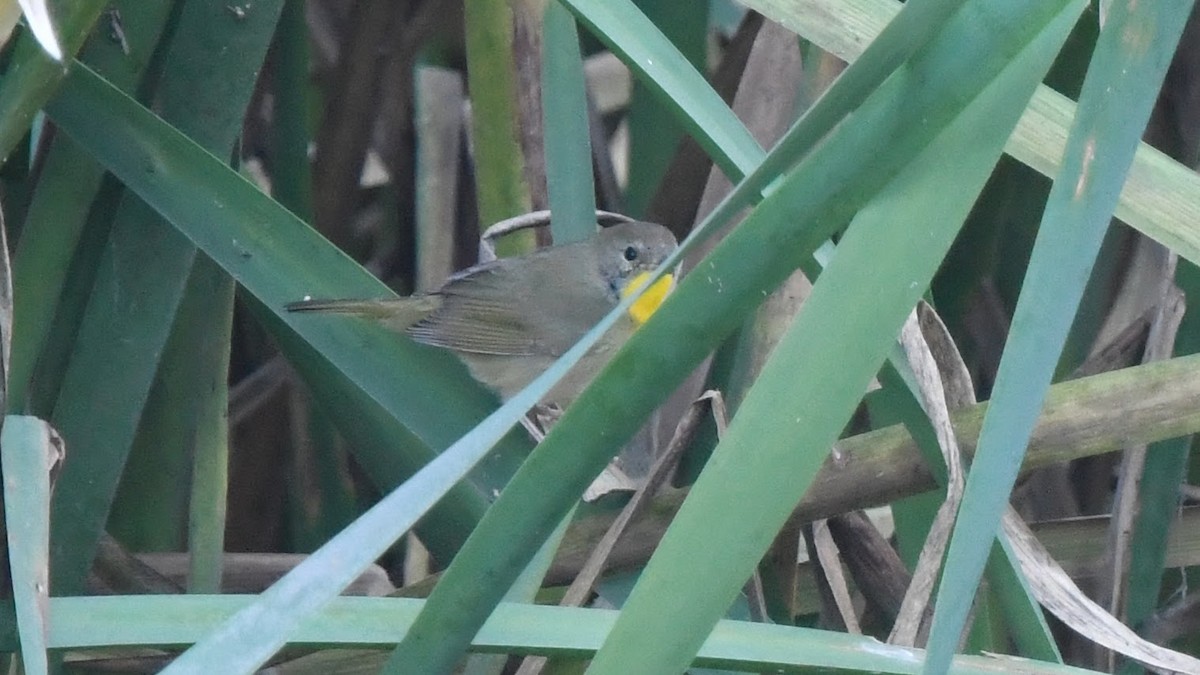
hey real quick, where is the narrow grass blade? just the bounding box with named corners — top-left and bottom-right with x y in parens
top-left (463, 0), bottom-right (537, 235)
top-left (560, 0), bottom-right (762, 180)
top-left (271, 0), bottom-right (315, 224)
top-left (572, 0), bottom-right (965, 245)
top-left (620, 0), bottom-right (706, 216)
top-left (753, 0), bottom-right (1200, 271)
top-left (184, 257), bottom-right (234, 593)
top-left (44, 596), bottom-right (1104, 674)
top-left (985, 538), bottom-right (1060, 659)
top-left (924, 4), bottom-right (1196, 672)
top-left (876, 363), bottom-right (1059, 661)
top-left (464, 506), bottom-right (576, 675)
top-left (269, 0), bottom-right (361, 551)
top-left (733, 0), bottom-right (967, 203)
top-left (2, 416), bottom-right (62, 675)
top-left (542, 1), bottom-right (596, 243)
top-left (1122, 271), bottom-right (1200, 634)
top-left (1117, 203), bottom-right (1200, 657)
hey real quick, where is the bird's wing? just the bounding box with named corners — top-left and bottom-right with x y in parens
top-left (407, 262), bottom-right (544, 355)
top-left (409, 255), bottom-right (619, 356)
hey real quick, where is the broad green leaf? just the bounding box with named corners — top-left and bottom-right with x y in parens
top-left (46, 0), bottom-right (285, 598)
top-left (48, 208), bottom-right (198, 594)
top-left (9, 0), bottom-right (175, 415)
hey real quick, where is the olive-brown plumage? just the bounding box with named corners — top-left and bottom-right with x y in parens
top-left (287, 220), bottom-right (677, 405)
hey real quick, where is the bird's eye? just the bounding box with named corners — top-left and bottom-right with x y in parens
top-left (623, 246), bottom-right (639, 262)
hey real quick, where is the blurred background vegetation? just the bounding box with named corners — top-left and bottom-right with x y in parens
top-left (0, 0), bottom-right (1199, 673)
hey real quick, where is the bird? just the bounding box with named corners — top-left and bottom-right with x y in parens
top-left (287, 220), bottom-right (678, 407)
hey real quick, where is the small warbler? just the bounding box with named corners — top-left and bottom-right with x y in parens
top-left (288, 220), bottom-right (677, 406)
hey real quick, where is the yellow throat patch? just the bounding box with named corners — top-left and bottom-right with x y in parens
top-left (622, 271), bottom-right (675, 325)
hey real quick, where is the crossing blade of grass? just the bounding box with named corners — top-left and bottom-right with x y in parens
top-left (923, 4), bottom-right (1196, 673)
top-left (43, 596), bottom-right (1105, 674)
top-left (728, 0), bottom-right (966, 203)
top-left (670, 0), bottom-right (971, 291)
top-left (560, 0), bottom-right (762, 180)
top-left (388, 2), bottom-right (1083, 671)
top-left (753, 0), bottom-right (1200, 271)
top-left (586, 5), bottom-right (1078, 672)
top-left (885, 314), bottom-right (1054, 659)
top-left (569, 0), bottom-right (964, 247)
top-left (564, 0), bottom-right (962, 224)
top-left (1, 416), bottom-right (61, 675)
top-left (468, 506), bottom-right (576, 674)
top-left (867, 376), bottom-right (1005, 650)
top-left (259, 0), bottom-right (357, 554)
top-left (542, 1), bottom-right (595, 243)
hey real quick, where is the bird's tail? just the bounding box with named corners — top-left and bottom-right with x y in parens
top-left (285, 296), bottom-right (439, 330)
